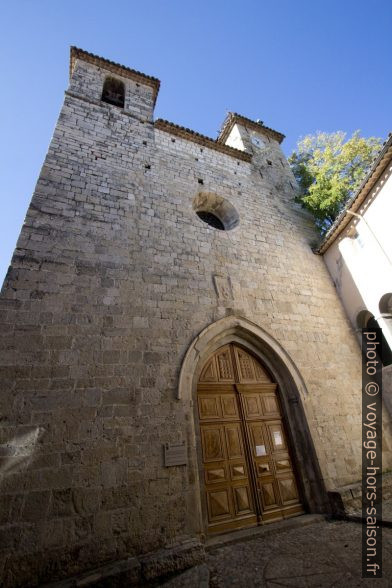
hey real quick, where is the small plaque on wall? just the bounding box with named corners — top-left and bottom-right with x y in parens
top-left (164, 442), bottom-right (187, 467)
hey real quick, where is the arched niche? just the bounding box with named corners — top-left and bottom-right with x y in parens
top-left (356, 307), bottom-right (392, 367)
top-left (379, 293), bottom-right (392, 315)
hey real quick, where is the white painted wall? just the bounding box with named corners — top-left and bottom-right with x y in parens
top-left (324, 164), bottom-right (392, 344)
top-left (324, 163), bottom-right (392, 412)
top-left (224, 123), bottom-right (246, 151)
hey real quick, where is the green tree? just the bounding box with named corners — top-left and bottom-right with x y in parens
top-left (288, 131), bottom-right (382, 233)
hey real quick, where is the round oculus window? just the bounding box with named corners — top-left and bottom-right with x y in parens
top-left (193, 192), bottom-right (240, 231)
top-left (196, 211), bottom-right (225, 230)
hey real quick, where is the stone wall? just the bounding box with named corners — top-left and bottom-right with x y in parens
top-left (1, 52), bottom-right (390, 586)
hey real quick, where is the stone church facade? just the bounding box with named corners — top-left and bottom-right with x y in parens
top-left (1, 47), bottom-right (391, 586)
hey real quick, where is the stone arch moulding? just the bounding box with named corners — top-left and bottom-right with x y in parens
top-left (178, 315), bottom-right (308, 401)
top-left (179, 315), bottom-right (330, 518)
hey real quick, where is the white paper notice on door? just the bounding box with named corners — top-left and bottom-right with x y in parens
top-left (273, 431), bottom-right (283, 446)
top-left (256, 445), bottom-right (266, 456)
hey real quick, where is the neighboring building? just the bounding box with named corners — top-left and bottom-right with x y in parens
top-left (317, 136), bottom-right (392, 414)
top-left (0, 47), bottom-right (391, 586)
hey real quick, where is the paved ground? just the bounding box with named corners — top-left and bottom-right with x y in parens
top-left (350, 498), bottom-right (392, 523)
top-left (205, 517), bottom-right (392, 587)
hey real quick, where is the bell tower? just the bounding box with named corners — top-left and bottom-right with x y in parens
top-left (218, 112), bottom-right (298, 200)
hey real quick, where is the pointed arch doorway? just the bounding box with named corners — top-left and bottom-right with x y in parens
top-left (198, 343), bottom-right (304, 534)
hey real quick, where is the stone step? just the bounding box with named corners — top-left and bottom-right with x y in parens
top-left (206, 513), bottom-right (326, 551)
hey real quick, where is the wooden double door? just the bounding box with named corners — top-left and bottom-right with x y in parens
top-left (197, 343), bottom-right (304, 534)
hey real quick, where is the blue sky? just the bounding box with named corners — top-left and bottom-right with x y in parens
top-left (1, 0), bottom-right (391, 284)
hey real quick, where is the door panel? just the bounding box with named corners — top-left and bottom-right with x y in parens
top-left (242, 393), bottom-right (264, 419)
top-left (216, 347), bottom-right (235, 381)
top-left (205, 465), bottom-right (227, 484)
top-left (233, 485), bottom-right (253, 514)
top-left (260, 481), bottom-right (280, 509)
top-left (198, 395), bottom-right (221, 420)
top-left (262, 393), bottom-right (280, 418)
top-left (233, 346), bottom-right (272, 383)
top-left (267, 422), bottom-right (288, 452)
top-left (207, 488), bottom-right (232, 521)
top-left (224, 424), bottom-right (244, 459)
top-left (221, 395), bottom-right (238, 418)
top-left (201, 425), bottom-right (226, 462)
top-left (230, 463), bottom-right (248, 480)
top-left (198, 345), bottom-right (304, 533)
top-left (247, 421), bottom-right (270, 458)
top-left (278, 476), bottom-right (300, 504)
